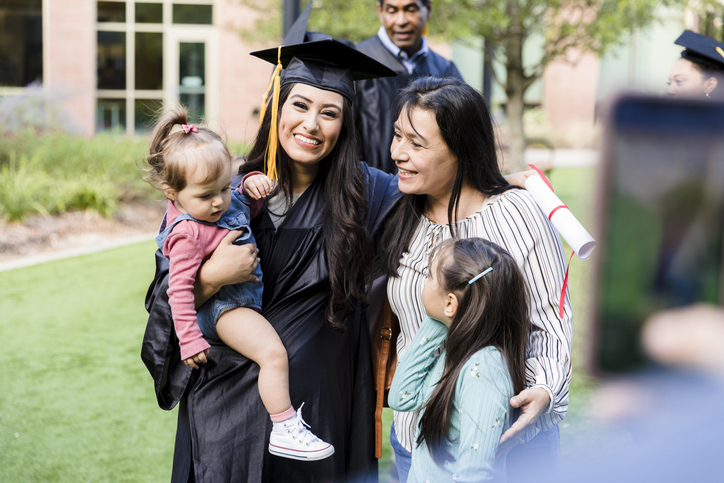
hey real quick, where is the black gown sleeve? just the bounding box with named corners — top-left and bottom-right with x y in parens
top-left (361, 163), bottom-right (401, 238)
top-left (141, 249), bottom-right (195, 411)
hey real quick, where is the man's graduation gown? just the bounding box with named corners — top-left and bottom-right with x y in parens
top-left (142, 165), bottom-right (399, 482)
top-left (354, 35), bottom-right (462, 175)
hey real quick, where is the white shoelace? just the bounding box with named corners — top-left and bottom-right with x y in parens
top-left (286, 403), bottom-right (322, 446)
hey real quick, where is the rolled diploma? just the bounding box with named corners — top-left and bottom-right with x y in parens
top-left (524, 174), bottom-right (596, 260)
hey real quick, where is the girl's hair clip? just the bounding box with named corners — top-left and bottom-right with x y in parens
top-left (468, 267), bottom-right (493, 285)
top-left (182, 124), bottom-right (198, 134)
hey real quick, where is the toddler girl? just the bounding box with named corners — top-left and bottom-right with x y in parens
top-left (143, 107), bottom-right (333, 461)
top-left (389, 238), bottom-right (530, 482)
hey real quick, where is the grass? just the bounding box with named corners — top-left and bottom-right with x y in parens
top-left (0, 166), bottom-right (608, 481)
top-left (0, 241), bottom-right (176, 482)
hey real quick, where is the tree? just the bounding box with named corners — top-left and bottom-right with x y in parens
top-left (430, 0), bottom-right (687, 171)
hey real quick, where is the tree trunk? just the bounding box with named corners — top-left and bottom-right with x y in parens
top-left (505, 80), bottom-right (527, 173)
top-left (503, 2), bottom-right (530, 174)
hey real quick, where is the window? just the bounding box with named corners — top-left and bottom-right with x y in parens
top-left (135, 32), bottom-right (162, 90)
top-left (172, 4), bottom-right (212, 25)
top-left (97, 31), bottom-right (126, 90)
top-left (96, 1), bottom-right (214, 133)
top-left (0, 0), bottom-right (43, 87)
top-left (97, 1), bottom-right (126, 22)
top-left (135, 98), bottom-right (162, 130)
top-left (135, 3), bottom-right (162, 23)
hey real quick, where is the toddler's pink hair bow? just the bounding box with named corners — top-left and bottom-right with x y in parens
top-left (182, 124), bottom-right (198, 134)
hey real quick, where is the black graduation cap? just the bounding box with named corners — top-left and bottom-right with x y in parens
top-left (248, 1), bottom-right (395, 181)
top-left (251, 39), bottom-right (397, 100)
top-left (675, 30), bottom-right (724, 71)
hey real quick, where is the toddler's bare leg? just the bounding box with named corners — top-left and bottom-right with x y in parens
top-left (216, 307), bottom-right (291, 415)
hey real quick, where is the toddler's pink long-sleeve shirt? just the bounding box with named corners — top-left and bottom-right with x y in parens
top-left (162, 200), bottom-right (228, 360)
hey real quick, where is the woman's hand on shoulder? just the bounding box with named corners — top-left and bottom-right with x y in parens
top-left (244, 174), bottom-right (275, 200)
top-left (496, 386), bottom-right (551, 456)
top-left (504, 169), bottom-right (537, 188)
top-left (193, 230), bottom-right (260, 306)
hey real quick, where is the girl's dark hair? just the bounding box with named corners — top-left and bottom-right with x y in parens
top-left (243, 83), bottom-right (371, 331)
top-left (417, 237), bottom-right (530, 465)
top-left (143, 106), bottom-right (232, 193)
top-left (381, 76), bottom-right (516, 276)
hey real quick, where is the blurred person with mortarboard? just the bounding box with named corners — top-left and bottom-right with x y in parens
top-left (668, 30), bottom-right (724, 100)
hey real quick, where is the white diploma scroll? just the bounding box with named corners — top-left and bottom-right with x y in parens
top-left (525, 174), bottom-right (596, 260)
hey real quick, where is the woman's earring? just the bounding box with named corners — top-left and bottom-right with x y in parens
top-left (706, 92), bottom-right (711, 98)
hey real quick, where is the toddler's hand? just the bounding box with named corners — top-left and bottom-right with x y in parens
top-left (244, 174), bottom-right (275, 200)
top-left (184, 348), bottom-right (210, 370)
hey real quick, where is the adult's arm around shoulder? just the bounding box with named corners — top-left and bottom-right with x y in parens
top-left (493, 189), bottom-right (573, 431)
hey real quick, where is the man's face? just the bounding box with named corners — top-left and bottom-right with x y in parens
top-left (377, 0), bottom-right (431, 55)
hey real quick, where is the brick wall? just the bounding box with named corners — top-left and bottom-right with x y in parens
top-left (216, 0), bottom-right (277, 143)
top-left (46, 0), bottom-right (96, 136)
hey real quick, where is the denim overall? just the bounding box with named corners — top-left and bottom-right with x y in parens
top-left (156, 190), bottom-right (264, 341)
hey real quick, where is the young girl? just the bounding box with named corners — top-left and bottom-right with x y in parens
top-left (143, 107), bottom-right (333, 461)
top-left (389, 237), bottom-right (530, 482)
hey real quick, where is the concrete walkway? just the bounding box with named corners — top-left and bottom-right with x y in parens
top-left (0, 233), bottom-right (156, 273)
top-left (525, 148), bottom-right (598, 168)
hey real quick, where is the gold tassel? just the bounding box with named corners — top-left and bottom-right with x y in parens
top-left (716, 46), bottom-right (724, 59)
top-left (262, 46), bottom-right (283, 182)
top-left (422, 24), bottom-right (428, 37)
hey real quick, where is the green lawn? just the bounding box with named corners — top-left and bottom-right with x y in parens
top-left (0, 166), bottom-right (609, 481)
top-left (0, 241), bottom-right (176, 482)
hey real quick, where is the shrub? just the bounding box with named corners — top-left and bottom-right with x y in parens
top-left (0, 133), bottom-right (149, 221)
top-left (0, 131), bottom-right (250, 222)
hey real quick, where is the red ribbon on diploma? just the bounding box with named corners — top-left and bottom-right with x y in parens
top-left (548, 204), bottom-right (568, 221)
top-left (528, 164), bottom-right (554, 192)
top-left (528, 163), bottom-right (570, 319)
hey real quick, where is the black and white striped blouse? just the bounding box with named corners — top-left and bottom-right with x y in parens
top-left (387, 188), bottom-right (573, 452)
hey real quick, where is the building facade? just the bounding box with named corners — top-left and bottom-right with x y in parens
top-left (0, 0), bottom-right (273, 140)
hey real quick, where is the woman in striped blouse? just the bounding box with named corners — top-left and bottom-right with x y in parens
top-left (380, 76), bottom-right (572, 482)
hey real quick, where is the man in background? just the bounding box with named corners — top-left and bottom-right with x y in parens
top-left (355, 0), bottom-right (462, 174)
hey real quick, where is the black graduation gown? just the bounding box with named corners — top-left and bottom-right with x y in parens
top-left (353, 36), bottom-right (462, 175)
top-left (142, 165), bottom-right (399, 483)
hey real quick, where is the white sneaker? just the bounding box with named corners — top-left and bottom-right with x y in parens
top-left (268, 403), bottom-right (335, 461)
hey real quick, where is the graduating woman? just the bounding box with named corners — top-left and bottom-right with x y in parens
top-left (143, 38), bottom-right (400, 482)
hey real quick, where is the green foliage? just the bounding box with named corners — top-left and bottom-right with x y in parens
top-left (238, 0), bottom-right (380, 43)
top-left (0, 241), bottom-right (176, 482)
top-left (691, 0), bottom-right (724, 41)
top-left (0, 132), bottom-right (155, 221)
top-left (432, 0), bottom-right (685, 81)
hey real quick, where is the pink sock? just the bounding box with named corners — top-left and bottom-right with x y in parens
top-left (270, 406), bottom-right (295, 423)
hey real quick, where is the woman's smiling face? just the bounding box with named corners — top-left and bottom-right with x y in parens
top-left (278, 83), bottom-right (344, 168)
top-left (390, 106), bottom-right (458, 198)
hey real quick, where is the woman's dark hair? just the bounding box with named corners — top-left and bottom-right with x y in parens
top-left (243, 83), bottom-right (371, 331)
top-left (682, 52), bottom-right (724, 100)
top-left (381, 76), bottom-right (515, 276)
top-left (143, 106), bottom-right (231, 193)
top-left (417, 237), bottom-right (530, 465)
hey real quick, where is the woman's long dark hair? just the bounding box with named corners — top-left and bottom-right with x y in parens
top-left (417, 238), bottom-right (530, 465)
top-left (243, 83), bottom-right (371, 331)
top-left (381, 76), bottom-right (516, 276)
